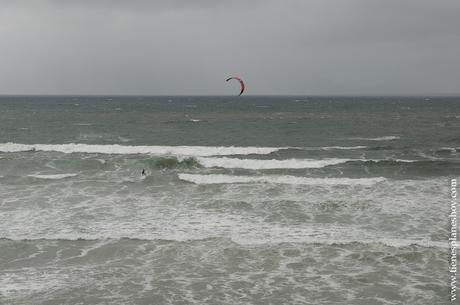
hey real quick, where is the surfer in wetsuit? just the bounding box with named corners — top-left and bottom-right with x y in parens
top-left (142, 169), bottom-right (146, 176)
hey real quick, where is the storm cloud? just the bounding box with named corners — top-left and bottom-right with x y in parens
top-left (0, 0), bottom-right (459, 95)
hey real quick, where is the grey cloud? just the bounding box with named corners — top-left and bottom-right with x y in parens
top-left (0, 0), bottom-right (459, 95)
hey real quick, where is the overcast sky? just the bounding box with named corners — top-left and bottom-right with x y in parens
top-left (0, 0), bottom-right (459, 95)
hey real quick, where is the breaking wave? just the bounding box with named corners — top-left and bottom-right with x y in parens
top-left (27, 173), bottom-right (78, 180)
top-left (0, 143), bottom-right (284, 156)
top-left (0, 237), bottom-right (446, 249)
top-left (178, 173), bottom-right (385, 186)
top-left (196, 157), bottom-right (350, 169)
top-left (318, 146), bottom-right (368, 150)
top-left (195, 157), bottom-right (426, 170)
top-left (348, 136), bottom-right (400, 141)
top-left (437, 147), bottom-right (460, 153)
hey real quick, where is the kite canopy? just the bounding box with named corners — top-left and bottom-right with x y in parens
top-left (226, 76), bottom-right (245, 96)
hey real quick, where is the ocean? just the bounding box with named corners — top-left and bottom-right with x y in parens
top-left (0, 95), bottom-right (459, 305)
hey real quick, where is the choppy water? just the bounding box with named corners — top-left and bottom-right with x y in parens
top-left (0, 96), bottom-right (459, 305)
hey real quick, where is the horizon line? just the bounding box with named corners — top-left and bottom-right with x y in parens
top-left (0, 93), bottom-right (459, 98)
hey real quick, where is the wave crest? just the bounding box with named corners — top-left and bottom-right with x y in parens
top-left (0, 236), bottom-right (446, 249)
top-left (197, 157), bottom-right (350, 169)
top-left (348, 136), bottom-right (400, 141)
top-left (0, 142), bottom-right (283, 156)
top-left (27, 173), bottom-right (78, 180)
top-left (178, 173), bottom-right (385, 186)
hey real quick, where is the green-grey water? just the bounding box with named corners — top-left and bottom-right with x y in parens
top-left (0, 96), bottom-right (459, 304)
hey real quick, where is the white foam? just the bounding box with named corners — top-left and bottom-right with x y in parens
top-left (0, 177), bottom-right (447, 250)
top-left (320, 146), bottom-right (368, 150)
top-left (178, 173), bottom-right (385, 186)
top-left (0, 235), bottom-right (445, 249)
top-left (0, 143), bottom-right (33, 152)
top-left (0, 269), bottom-right (68, 297)
top-left (373, 238), bottom-right (447, 249)
top-left (393, 159), bottom-right (418, 163)
top-left (0, 143), bottom-right (283, 156)
top-left (185, 115), bottom-right (201, 122)
top-left (215, 157), bottom-right (422, 167)
top-left (439, 147), bottom-right (459, 152)
top-left (361, 159), bottom-right (418, 163)
top-left (117, 137), bottom-right (133, 143)
top-left (348, 136), bottom-right (400, 141)
top-left (27, 174), bottom-right (78, 180)
top-left (197, 157), bottom-right (350, 169)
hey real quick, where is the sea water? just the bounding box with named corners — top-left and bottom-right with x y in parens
top-left (0, 96), bottom-right (459, 304)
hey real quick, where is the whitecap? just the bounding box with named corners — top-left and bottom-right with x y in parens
top-left (197, 157), bottom-right (350, 169)
top-left (348, 136), bottom-right (400, 141)
top-left (320, 146), bottom-right (368, 150)
top-left (178, 173), bottom-right (385, 186)
top-left (0, 142), bottom-right (284, 156)
top-left (27, 173), bottom-right (78, 180)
